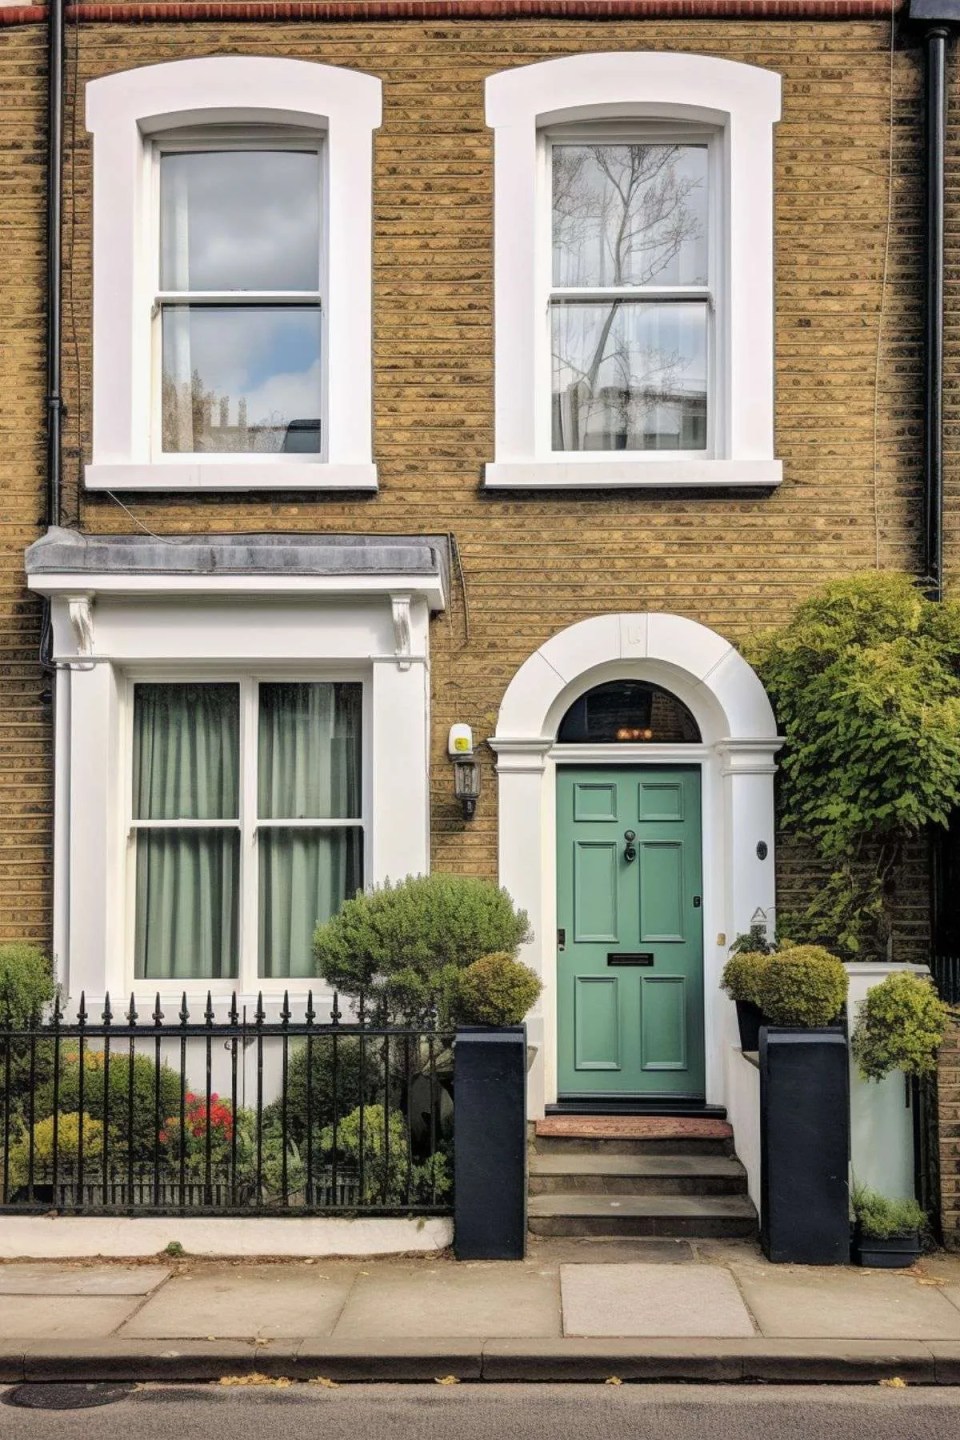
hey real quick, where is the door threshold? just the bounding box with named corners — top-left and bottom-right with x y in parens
top-left (548, 1099), bottom-right (727, 1119)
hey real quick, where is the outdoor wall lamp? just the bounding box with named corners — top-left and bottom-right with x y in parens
top-left (449, 724), bottom-right (480, 820)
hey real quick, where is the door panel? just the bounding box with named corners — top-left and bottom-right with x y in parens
top-left (574, 975), bottom-right (621, 1070)
top-left (557, 765), bottom-right (703, 1098)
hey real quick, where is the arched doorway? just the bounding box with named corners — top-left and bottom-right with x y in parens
top-left (491, 614), bottom-right (781, 1115)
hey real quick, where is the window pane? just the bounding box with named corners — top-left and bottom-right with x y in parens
top-left (133, 683), bottom-right (239, 820)
top-left (552, 301), bottom-right (707, 452)
top-left (161, 305), bottom-right (321, 454)
top-left (259, 828), bottom-right (363, 979)
top-left (135, 830), bottom-right (239, 980)
top-left (258, 682), bottom-right (362, 820)
top-left (558, 680), bottom-right (702, 744)
top-left (160, 149), bottom-right (321, 292)
top-left (553, 143), bottom-right (708, 288)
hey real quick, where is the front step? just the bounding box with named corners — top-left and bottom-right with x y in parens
top-left (527, 1191), bottom-right (758, 1239)
top-left (533, 1116), bottom-right (734, 1157)
top-left (528, 1152), bottom-right (748, 1197)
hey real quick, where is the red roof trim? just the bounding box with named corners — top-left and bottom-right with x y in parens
top-left (0, 1), bottom-right (907, 27)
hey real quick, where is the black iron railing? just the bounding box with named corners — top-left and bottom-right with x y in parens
top-left (932, 955), bottom-right (960, 1006)
top-left (0, 992), bottom-right (454, 1217)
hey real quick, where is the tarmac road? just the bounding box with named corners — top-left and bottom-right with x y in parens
top-left (2, 1383), bottom-right (960, 1440)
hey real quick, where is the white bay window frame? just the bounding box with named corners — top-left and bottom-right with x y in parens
top-left (484, 51), bottom-right (783, 490)
top-left (85, 57), bottom-right (381, 492)
top-left (122, 669), bottom-right (370, 997)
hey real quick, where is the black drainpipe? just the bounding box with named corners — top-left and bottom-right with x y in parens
top-left (909, 1), bottom-right (960, 599)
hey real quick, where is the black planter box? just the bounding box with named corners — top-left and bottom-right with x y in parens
top-left (453, 1026), bottom-right (527, 1261)
top-left (735, 999), bottom-right (765, 1052)
top-left (852, 1229), bottom-right (922, 1269)
top-left (760, 1027), bottom-right (850, 1265)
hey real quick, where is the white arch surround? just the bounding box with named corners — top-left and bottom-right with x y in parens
top-left (491, 614), bottom-right (782, 1115)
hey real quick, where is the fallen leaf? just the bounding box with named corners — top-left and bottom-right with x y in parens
top-left (219, 1374), bottom-right (292, 1388)
top-left (605, 1376), bottom-right (623, 1386)
top-left (310, 1377), bottom-right (340, 1389)
top-left (879, 1377), bottom-right (908, 1389)
top-left (916, 1276), bottom-right (947, 1288)
top-left (435, 1376), bottom-right (460, 1386)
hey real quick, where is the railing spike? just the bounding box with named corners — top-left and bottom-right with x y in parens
top-left (77, 991), bottom-right (87, 1026)
top-left (205, 990), bottom-right (215, 1026)
top-left (305, 989), bottom-right (316, 1026)
top-left (153, 993), bottom-right (163, 1027)
top-left (255, 991), bottom-right (265, 1027)
top-left (280, 990), bottom-right (291, 1027)
top-left (228, 991), bottom-right (239, 1026)
top-left (180, 991), bottom-right (190, 1026)
top-left (127, 992), bottom-right (138, 1026)
top-left (102, 993), bottom-right (113, 1025)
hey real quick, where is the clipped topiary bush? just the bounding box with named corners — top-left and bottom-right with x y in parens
top-left (7, 1112), bottom-right (104, 1189)
top-left (851, 971), bottom-right (950, 1082)
top-left (0, 942), bottom-right (55, 1025)
top-left (261, 1034), bottom-right (374, 1149)
top-left (453, 952), bottom-right (542, 1027)
top-left (721, 952), bottom-right (770, 1008)
top-left (319, 1104), bottom-right (451, 1206)
top-left (33, 1049), bottom-right (183, 1160)
top-left (757, 945), bottom-right (848, 1027)
top-left (314, 873), bottom-right (532, 1022)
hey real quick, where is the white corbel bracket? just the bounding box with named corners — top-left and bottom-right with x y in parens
top-left (65, 594), bottom-right (95, 657)
top-left (391, 594), bottom-right (412, 670)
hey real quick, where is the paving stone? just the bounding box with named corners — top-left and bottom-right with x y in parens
top-left (118, 1264), bottom-right (358, 1340)
top-left (0, 1297), bottom-right (141, 1341)
top-left (734, 1266), bottom-right (960, 1340)
top-left (333, 1262), bottom-right (561, 1339)
top-left (0, 1265), bottom-right (169, 1296)
top-left (560, 1262), bottom-right (755, 1337)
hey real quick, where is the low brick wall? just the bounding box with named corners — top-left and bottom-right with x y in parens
top-left (940, 1018), bottom-right (960, 1250)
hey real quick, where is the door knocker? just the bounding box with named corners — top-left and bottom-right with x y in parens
top-left (623, 829), bottom-right (637, 863)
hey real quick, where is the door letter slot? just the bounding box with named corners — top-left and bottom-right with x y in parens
top-left (607, 952), bottom-right (654, 967)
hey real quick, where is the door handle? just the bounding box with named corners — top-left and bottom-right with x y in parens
top-left (623, 829), bottom-right (637, 863)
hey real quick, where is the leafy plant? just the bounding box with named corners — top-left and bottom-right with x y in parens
top-left (7, 1112), bottom-right (104, 1188)
top-left (852, 1182), bottom-right (926, 1239)
top-left (744, 572), bottom-right (960, 958)
top-left (34, 1049), bottom-right (183, 1161)
top-left (756, 945), bottom-right (848, 1027)
top-left (261, 1034), bottom-right (373, 1150)
top-left (0, 943), bottom-right (55, 1025)
top-left (721, 952), bottom-right (770, 1008)
top-left (319, 1104), bottom-right (451, 1206)
top-left (851, 971), bottom-right (950, 1081)
top-left (453, 952), bottom-right (542, 1026)
top-left (314, 874), bottom-right (531, 1023)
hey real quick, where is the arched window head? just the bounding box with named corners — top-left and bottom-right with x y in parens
top-left (557, 680), bottom-right (701, 745)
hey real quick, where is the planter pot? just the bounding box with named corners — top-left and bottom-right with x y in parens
top-left (760, 1027), bottom-right (850, 1265)
top-left (852, 1228), bottom-right (922, 1269)
top-left (735, 1000), bottom-right (765, 1052)
top-left (453, 1026), bottom-right (526, 1261)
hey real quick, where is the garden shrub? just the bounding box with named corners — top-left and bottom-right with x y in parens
top-left (720, 952), bottom-right (770, 1008)
top-left (0, 943), bottom-right (55, 1024)
top-left (319, 1104), bottom-right (451, 1206)
top-left (851, 971), bottom-right (950, 1082)
top-left (261, 1034), bottom-right (374, 1149)
top-left (7, 1112), bottom-right (104, 1188)
top-left (852, 1183), bottom-right (926, 1239)
top-left (314, 873), bottom-right (531, 1022)
top-left (756, 945), bottom-right (848, 1027)
top-left (453, 952), bottom-right (542, 1026)
top-left (33, 1049), bottom-right (183, 1161)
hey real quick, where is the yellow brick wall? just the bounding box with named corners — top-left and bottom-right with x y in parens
top-left (940, 1018), bottom-right (960, 1249)
top-left (0, 15), bottom-right (940, 958)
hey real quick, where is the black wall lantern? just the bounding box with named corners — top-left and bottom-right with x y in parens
top-left (449, 724), bottom-right (480, 820)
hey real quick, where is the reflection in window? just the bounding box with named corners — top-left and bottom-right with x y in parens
top-left (550, 140), bottom-right (710, 453)
top-left (158, 146), bottom-right (323, 455)
top-left (557, 680), bottom-right (701, 744)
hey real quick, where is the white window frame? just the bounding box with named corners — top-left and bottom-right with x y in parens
top-left (149, 128), bottom-right (327, 465)
top-left (121, 667), bottom-right (370, 997)
top-left (84, 57), bottom-right (381, 492)
top-left (544, 121), bottom-right (720, 461)
top-left (484, 51), bottom-right (783, 490)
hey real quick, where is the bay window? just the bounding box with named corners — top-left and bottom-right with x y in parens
top-left (131, 678), bottom-right (364, 985)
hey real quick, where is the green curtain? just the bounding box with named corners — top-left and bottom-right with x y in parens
top-left (257, 683), bottom-right (363, 979)
top-left (133, 684), bottom-right (240, 981)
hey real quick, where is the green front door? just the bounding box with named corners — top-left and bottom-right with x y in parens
top-left (556, 766), bottom-right (704, 1099)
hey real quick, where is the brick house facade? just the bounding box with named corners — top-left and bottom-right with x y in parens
top-left (0, 2), bottom-right (956, 1221)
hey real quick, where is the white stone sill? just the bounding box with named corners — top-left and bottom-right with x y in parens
top-left (85, 462), bottom-right (379, 492)
top-left (484, 460), bottom-right (783, 489)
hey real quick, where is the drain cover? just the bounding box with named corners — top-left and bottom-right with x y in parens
top-left (3, 1383), bottom-right (136, 1410)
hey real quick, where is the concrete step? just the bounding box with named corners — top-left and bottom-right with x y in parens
top-left (528, 1152), bottom-right (749, 1197)
top-left (533, 1117), bottom-right (733, 1157)
top-left (527, 1191), bottom-right (758, 1239)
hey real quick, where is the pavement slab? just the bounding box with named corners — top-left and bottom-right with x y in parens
top-left (117, 1263), bottom-right (358, 1340)
top-left (734, 1266), bottom-right (960, 1340)
top-left (332, 1261), bottom-right (562, 1339)
top-left (561, 1263), bottom-right (755, 1338)
top-left (0, 1264), bottom-right (169, 1296)
top-left (0, 1296), bottom-right (143, 1341)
